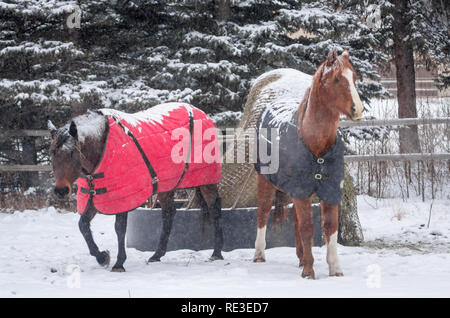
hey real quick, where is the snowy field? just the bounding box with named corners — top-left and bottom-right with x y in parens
top-left (0, 195), bottom-right (449, 298)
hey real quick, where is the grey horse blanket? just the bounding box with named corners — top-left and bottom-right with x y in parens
top-left (254, 106), bottom-right (345, 205)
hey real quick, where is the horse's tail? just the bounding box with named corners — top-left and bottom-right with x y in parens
top-left (273, 190), bottom-right (290, 229)
top-left (195, 188), bottom-right (211, 233)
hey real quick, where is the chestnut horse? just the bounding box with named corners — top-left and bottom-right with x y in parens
top-left (253, 49), bottom-right (363, 279)
top-left (48, 105), bottom-right (223, 272)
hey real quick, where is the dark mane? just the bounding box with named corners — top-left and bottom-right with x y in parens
top-left (50, 128), bottom-right (71, 155)
top-left (50, 111), bottom-right (108, 155)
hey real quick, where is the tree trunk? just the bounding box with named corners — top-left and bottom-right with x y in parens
top-left (392, 0), bottom-right (421, 154)
top-left (338, 170), bottom-right (364, 246)
top-left (215, 0), bottom-right (230, 21)
top-left (21, 136), bottom-right (38, 188)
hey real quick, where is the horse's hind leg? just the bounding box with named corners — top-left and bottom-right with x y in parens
top-left (292, 197), bottom-right (315, 279)
top-left (112, 212), bottom-right (128, 272)
top-left (148, 191), bottom-right (176, 262)
top-left (253, 174), bottom-right (276, 263)
top-left (199, 184), bottom-right (223, 260)
top-left (292, 204), bottom-right (304, 267)
top-left (320, 201), bottom-right (343, 277)
top-left (78, 204), bottom-right (110, 267)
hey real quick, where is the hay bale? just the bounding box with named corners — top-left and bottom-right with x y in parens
top-left (218, 72), bottom-right (281, 208)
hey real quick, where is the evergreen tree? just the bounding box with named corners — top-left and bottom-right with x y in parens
top-left (0, 0), bottom-right (390, 125)
top-left (0, 1), bottom-right (84, 188)
top-left (131, 0), bottom-right (388, 115)
top-left (368, 0), bottom-right (449, 153)
top-left (0, 0), bottom-right (389, 190)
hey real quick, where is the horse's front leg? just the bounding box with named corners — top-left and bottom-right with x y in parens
top-left (292, 197), bottom-right (315, 279)
top-left (112, 212), bottom-right (128, 272)
top-left (291, 204), bottom-right (304, 267)
top-left (148, 191), bottom-right (176, 262)
top-left (78, 204), bottom-right (110, 267)
top-left (320, 201), bottom-right (343, 277)
top-left (253, 174), bottom-right (276, 263)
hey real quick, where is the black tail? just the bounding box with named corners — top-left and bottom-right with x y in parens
top-left (273, 190), bottom-right (290, 229)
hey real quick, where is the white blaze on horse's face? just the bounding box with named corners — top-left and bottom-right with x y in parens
top-left (342, 68), bottom-right (363, 120)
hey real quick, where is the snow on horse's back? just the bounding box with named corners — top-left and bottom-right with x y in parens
top-left (239, 68), bottom-right (312, 130)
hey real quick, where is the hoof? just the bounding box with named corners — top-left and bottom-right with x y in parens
top-left (253, 250), bottom-right (265, 263)
top-left (147, 256), bottom-right (161, 263)
top-left (97, 250), bottom-right (110, 267)
top-left (301, 269), bottom-right (315, 280)
top-left (210, 254), bottom-right (224, 261)
top-left (330, 272), bottom-right (344, 277)
top-left (111, 266), bottom-right (125, 272)
top-left (148, 251), bottom-right (164, 263)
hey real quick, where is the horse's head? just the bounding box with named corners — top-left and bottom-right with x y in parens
top-left (48, 120), bottom-right (82, 199)
top-left (317, 49), bottom-right (364, 121)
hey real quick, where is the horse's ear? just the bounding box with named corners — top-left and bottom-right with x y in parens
top-left (326, 49), bottom-right (338, 67)
top-left (341, 49), bottom-right (350, 60)
top-left (69, 121), bottom-right (78, 140)
top-left (48, 120), bottom-right (57, 139)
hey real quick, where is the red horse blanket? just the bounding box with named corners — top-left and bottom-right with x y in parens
top-left (76, 103), bottom-right (221, 215)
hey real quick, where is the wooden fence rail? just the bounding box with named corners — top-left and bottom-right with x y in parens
top-left (1, 153), bottom-right (449, 172)
top-left (338, 117), bottom-right (450, 127)
top-left (1, 117), bottom-right (449, 172)
top-left (344, 153), bottom-right (450, 162)
top-left (1, 130), bottom-right (50, 138)
top-left (0, 165), bottom-right (52, 172)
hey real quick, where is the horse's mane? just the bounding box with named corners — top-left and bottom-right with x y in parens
top-left (50, 128), bottom-right (72, 154)
top-left (296, 86), bottom-right (311, 129)
top-left (50, 111), bottom-right (108, 154)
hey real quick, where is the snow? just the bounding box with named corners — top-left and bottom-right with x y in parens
top-left (366, 97), bottom-right (449, 120)
top-left (1, 195), bottom-right (449, 297)
top-left (0, 77), bottom-right (203, 112)
top-left (183, 32), bottom-right (242, 57)
top-left (256, 68), bottom-right (312, 130)
top-left (231, 22), bottom-right (278, 40)
top-left (0, 0), bottom-right (78, 17)
top-left (0, 41), bottom-right (84, 57)
top-left (343, 97), bottom-right (450, 200)
top-left (99, 103), bottom-right (191, 127)
top-left (52, 111), bottom-right (107, 151)
top-left (71, 111), bottom-right (107, 144)
top-left (210, 111), bottom-right (243, 126)
top-left (23, 188), bottom-right (36, 196)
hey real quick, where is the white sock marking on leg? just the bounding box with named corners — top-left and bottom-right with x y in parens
top-left (254, 226), bottom-right (267, 260)
top-left (327, 232), bottom-right (342, 275)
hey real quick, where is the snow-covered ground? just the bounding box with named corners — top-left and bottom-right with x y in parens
top-left (0, 195), bottom-right (449, 298)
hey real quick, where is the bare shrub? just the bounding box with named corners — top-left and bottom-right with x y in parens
top-left (0, 190), bottom-right (76, 213)
top-left (391, 201), bottom-right (407, 221)
top-left (347, 97), bottom-right (450, 201)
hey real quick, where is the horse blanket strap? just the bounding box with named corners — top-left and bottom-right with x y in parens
top-left (170, 107), bottom-right (194, 191)
top-left (254, 106), bottom-right (345, 205)
top-left (111, 117), bottom-right (160, 194)
top-left (79, 173), bottom-right (107, 197)
top-left (76, 103), bottom-right (221, 215)
top-left (80, 187), bottom-right (107, 195)
top-left (80, 172), bottom-right (104, 180)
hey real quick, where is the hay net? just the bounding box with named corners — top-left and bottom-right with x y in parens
top-left (219, 69), bottom-right (312, 208)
